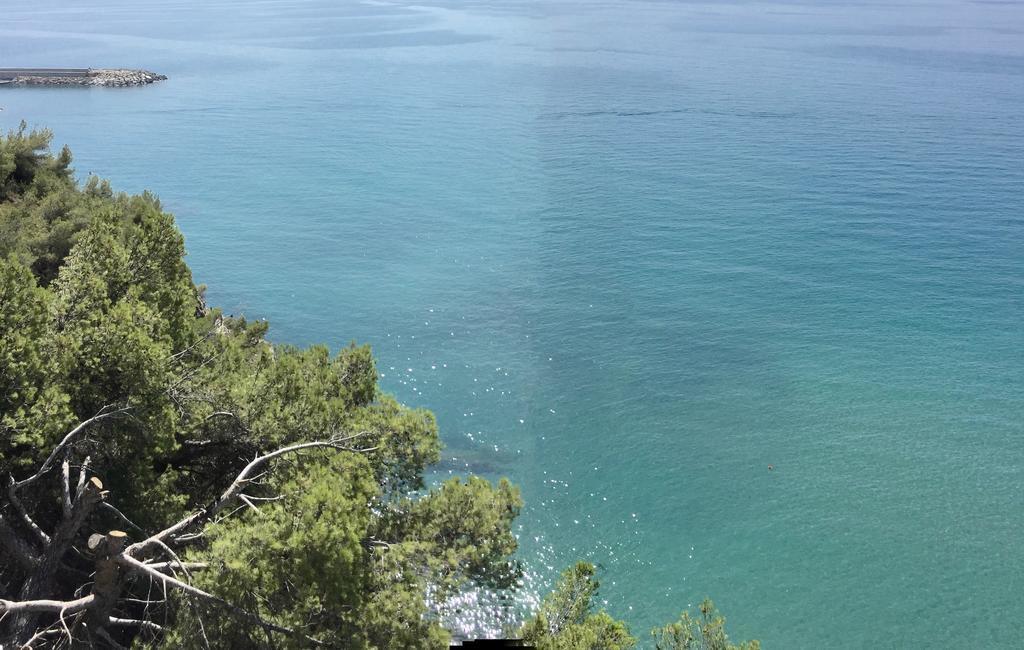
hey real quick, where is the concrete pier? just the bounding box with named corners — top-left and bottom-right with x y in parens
top-left (0, 68), bottom-right (166, 87)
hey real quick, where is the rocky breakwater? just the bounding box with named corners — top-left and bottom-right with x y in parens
top-left (0, 69), bottom-right (166, 87)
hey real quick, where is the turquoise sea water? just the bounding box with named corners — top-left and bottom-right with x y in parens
top-left (3, 0), bottom-right (1024, 645)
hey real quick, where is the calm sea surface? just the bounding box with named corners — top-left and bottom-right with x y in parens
top-left (3, 0), bottom-right (1023, 645)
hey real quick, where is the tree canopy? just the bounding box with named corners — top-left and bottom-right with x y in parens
top-left (0, 124), bottom-right (757, 649)
top-left (518, 563), bottom-right (758, 650)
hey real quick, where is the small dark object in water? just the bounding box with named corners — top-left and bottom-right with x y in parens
top-left (767, 464), bottom-right (774, 471)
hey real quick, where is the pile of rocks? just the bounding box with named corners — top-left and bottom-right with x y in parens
top-left (8, 69), bottom-right (166, 87)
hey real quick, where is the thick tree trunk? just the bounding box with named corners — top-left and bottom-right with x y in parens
top-left (85, 531), bottom-right (128, 643)
top-left (8, 477), bottom-right (105, 644)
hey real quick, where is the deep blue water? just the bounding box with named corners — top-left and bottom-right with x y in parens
top-left (3, 0), bottom-right (1024, 645)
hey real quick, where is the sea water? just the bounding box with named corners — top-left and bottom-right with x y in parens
top-left (2, 0), bottom-right (1023, 645)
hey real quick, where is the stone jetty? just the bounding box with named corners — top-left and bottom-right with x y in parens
top-left (0, 68), bottom-right (166, 87)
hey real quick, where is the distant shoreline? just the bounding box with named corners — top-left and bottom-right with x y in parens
top-left (0, 68), bottom-right (166, 87)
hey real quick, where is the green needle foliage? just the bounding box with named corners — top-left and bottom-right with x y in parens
top-left (0, 123), bottom-right (521, 647)
top-left (520, 562), bottom-right (636, 650)
top-left (650, 600), bottom-right (760, 650)
top-left (520, 564), bottom-right (758, 650)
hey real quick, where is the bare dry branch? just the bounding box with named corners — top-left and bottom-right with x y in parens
top-left (240, 494), bottom-right (287, 502)
top-left (14, 406), bottom-right (127, 491)
top-left (123, 597), bottom-right (167, 606)
top-left (167, 327), bottom-right (215, 364)
top-left (0, 595), bottom-right (94, 615)
top-left (173, 531), bottom-right (204, 543)
top-left (18, 624), bottom-right (63, 649)
top-left (107, 617), bottom-right (165, 633)
top-left (6, 478), bottom-right (49, 545)
top-left (238, 494), bottom-right (263, 515)
top-left (203, 411), bottom-right (241, 424)
top-left (57, 607), bottom-right (76, 647)
top-left (170, 348), bottom-right (226, 391)
top-left (76, 456), bottom-right (91, 500)
top-left (144, 536), bottom-right (201, 581)
top-left (61, 457), bottom-right (72, 518)
top-left (100, 502), bottom-right (147, 535)
top-left (144, 561), bottom-right (209, 572)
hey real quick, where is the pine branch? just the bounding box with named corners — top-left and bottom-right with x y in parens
top-left (128, 433), bottom-right (372, 555)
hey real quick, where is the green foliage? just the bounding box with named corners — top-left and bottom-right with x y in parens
top-left (0, 122), bottom-right (71, 202)
top-left (521, 565), bottom-right (758, 650)
top-left (166, 453), bottom-right (380, 648)
top-left (521, 562), bottom-right (636, 650)
top-left (0, 258), bottom-right (72, 464)
top-left (0, 122), bottom-right (94, 284)
top-left (0, 127), bottom-right (523, 648)
top-left (651, 600), bottom-right (760, 650)
top-left (376, 475), bottom-right (523, 595)
top-left (164, 467), bottom-right (522, 648)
